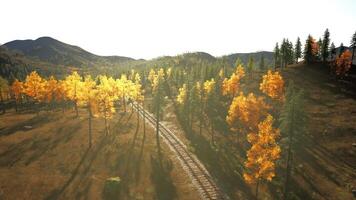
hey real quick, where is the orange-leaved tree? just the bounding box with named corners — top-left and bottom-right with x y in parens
top-left (226, 92), bottom-right (268, 133)
top-left (244, 114), bottom-right (281, 199)
top-left (334, 49), bottom-right (352, 77)
top-left (259, 70), bottom-right (284, 101)
top-left (222, 64), bottom-right (245, 97)
top-left (23, 71), bottom-right (46, 114)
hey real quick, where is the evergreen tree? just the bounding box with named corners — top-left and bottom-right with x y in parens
top-left (321, 28), bottom-right (330, 63)
top-left (330, 42), bottom-right (336, 59)
top-left (339, 43), bottom-right (345, 57)
top-left (259, 54), bottom-right (265, 71)
top-left (303, 35), bottom-right (318, 64)
top-left (351, 31), bottom-right (356, 65)
top-left (247, 56), bottom-right (254, 76)
top-left (279, 82), bottom-right (308, 200)
top-left (280, 39), bottom-right (287, 68)
top-left (235, 58), bottom-right (243, 68)
top-left (0, 76), bottom-right (9, 114)
top-left (294, 37), bottom-right (302, 63)
top-left (274, 43), bottom-right (280, 69)
top-left (280, 39), bottom-right (294, 68)
top-left (317, 38), bottom-right (323, 60)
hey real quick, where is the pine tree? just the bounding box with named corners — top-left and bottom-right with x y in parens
top-left (294, 37), bottom-right (302, 63)
top-left (149, 68), bottom-right (166, 162)
top-left (330, 42), bottom-right (336, 60)
top-left (321, 28), bottom-right (330, 63)
top-left (259, 54), bottom-right (265, 71)
top-left (317, 38), bottom-right (323, 60)
top-left (351, 31), bottom-right (356, 65)
top-left (279, 82), bottom-right (307, 200)
top-left (303, 35), bottom-right (318, 64)
top-left (247, 56), bottom-right (254, 77)
top-left (339, 43), bottom-right (345, 57)
top-left (0, 76), bottom-right (9, 114)
top-left (203, 79), bottom-right (217, 143)
top-left (280, 39), bottom-right (294, 68)
top-left (274, 43), bottom-right (280, 69)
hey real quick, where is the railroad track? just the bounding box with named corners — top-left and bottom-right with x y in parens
top-left (131, 102), bottom-right (227, 200)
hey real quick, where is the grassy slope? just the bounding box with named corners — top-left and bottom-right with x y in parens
top-left (280, 63), bottom-right (355, 200)
top-left (0, 107), bottom-right (199, 200)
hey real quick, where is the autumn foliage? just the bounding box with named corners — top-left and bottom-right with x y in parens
top-left (243, 115), bottom-right (281, 184)
top-left (260, 70), bottom-right (284, 100)
top-left (222, 65), bottom-right (245, 96)
top-left (226, 92), bottom-right (268, 132)
top-left (334, 50), bottom-right (352, 76)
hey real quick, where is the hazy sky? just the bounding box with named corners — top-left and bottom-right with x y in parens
top-left (1, 0), bottom-right (356, 59)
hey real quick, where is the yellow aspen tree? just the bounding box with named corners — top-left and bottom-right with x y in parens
top-left (78, 75), bottom-right (98, 147)
top-left (129, 72), bottom-right (144, 144)
top-left (244, 114), bottom-right (281, 199)
top-left (117, 74), bottom-right (130, 112)
top-left (97, 75), bottom-right (117, 136)
top-left (177, 84), bottom-right (188, 104)
top-left (44, 76), bottom-right (60, 110)
top-left (23, 71), bottom-right (46, 115)
top-left (56, 80), bottom-right (68, 113)
top-left (148, 68), bottom-right (166, 162)
top-left (62, 71), bottom-right (82, 117)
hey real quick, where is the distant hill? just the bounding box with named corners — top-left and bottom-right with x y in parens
top-left (223, 51), bottom-right (274, 67)
top-left (1, 36), bottom-right (274, 79)
top-left (3, 37), bottom-right (135, 67)
top-left (0, 45), bottom-right (68, 80)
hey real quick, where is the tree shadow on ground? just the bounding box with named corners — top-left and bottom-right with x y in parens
top-left (0, 113), bottom-right (61, 137)
top-left (45, 134), bottom-right (110, 200)
top-left (0, 119), bottom-right (80, 167)
top-left (150, 155), bottom-right (177, 200)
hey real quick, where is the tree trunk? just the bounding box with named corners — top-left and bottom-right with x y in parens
top-left (123, 94), bottom-right (127, 112)
top-left (0, 88), bottom-right (5, 114)
top-left (199, 114), bottom-right (203, 135)
top-left (211, 122), bottom-right (215, 145)
top-left (104, 109), bottom-right (109, 136)
top-left (15, 100), bottom-right (18, 112)
top-left (75, 102), bottom-right (79, 117)
top-left (256, 179), bottom-right (260, 200)
top-left (143, 101), bottom-right (146, 138)
top-left (88, 106), bottom-right (92, 148)
top-left (156, 101), bottom-right (162, 167)
top-left (352, 48), bottom-right (355, 66)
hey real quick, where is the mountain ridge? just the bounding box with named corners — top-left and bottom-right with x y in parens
top-left (2, 36), bottom-right (273, 66)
